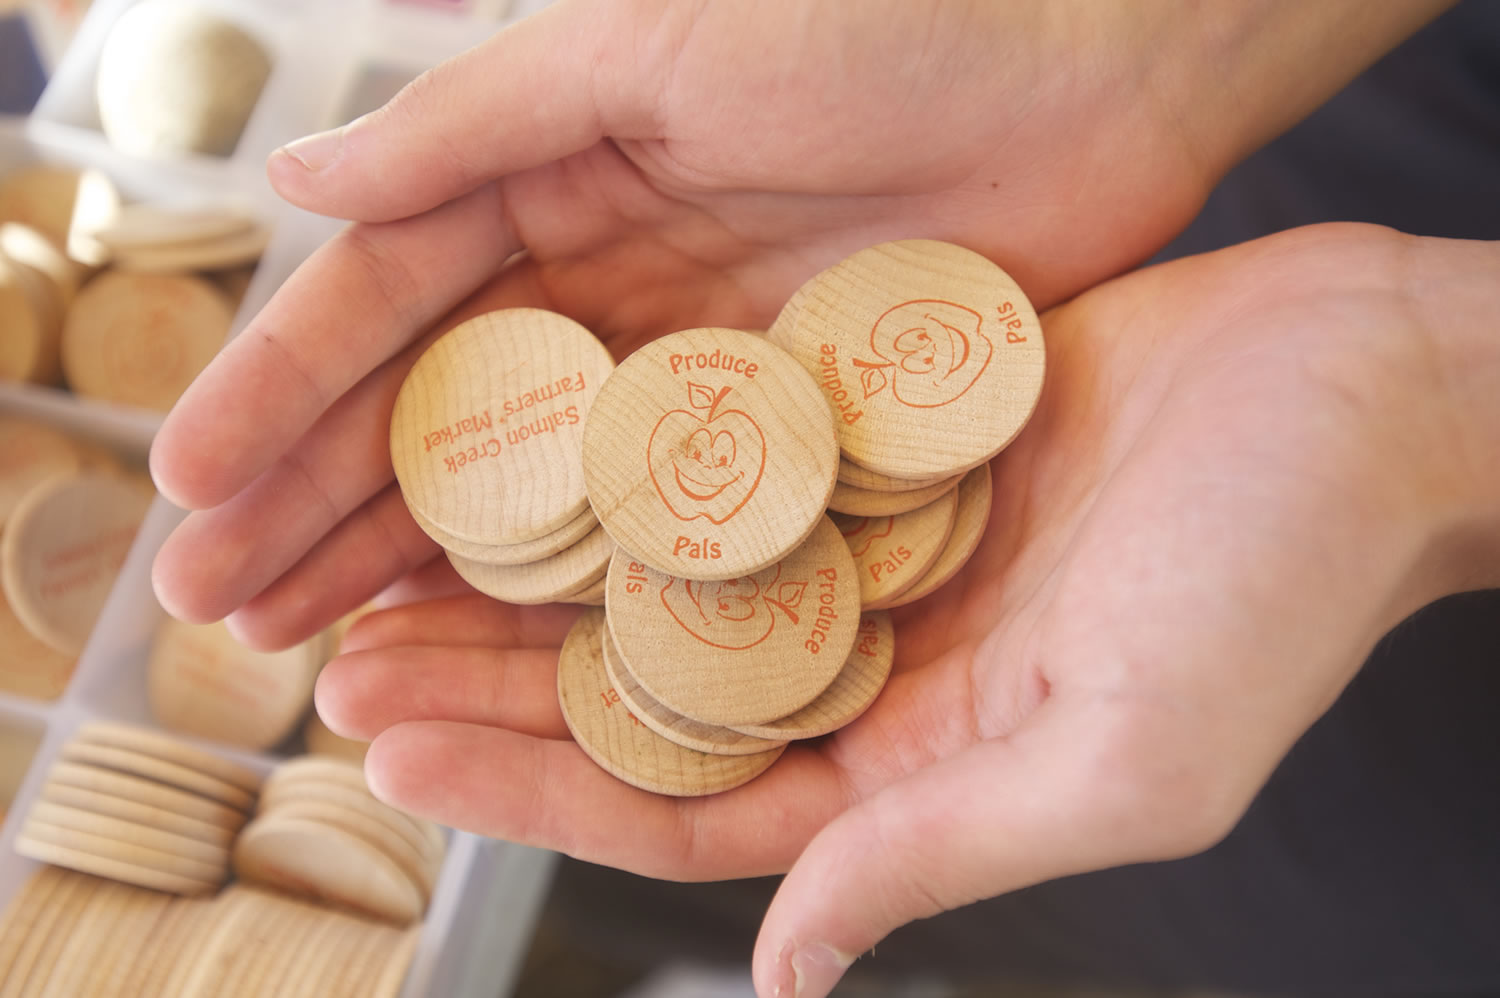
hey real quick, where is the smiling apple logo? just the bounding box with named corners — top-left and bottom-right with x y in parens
top-left (852, 299), bottom-right (994, 408)
top-left (660, 563), bottom-right (807, 650)
top-left (649, 382), bottom-right (766, 524)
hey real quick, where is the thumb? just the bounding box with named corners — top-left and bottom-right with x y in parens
top-left (267, 0), bottom-right (657, 222)
top-left (750, 701), bottom-right (1228, 998)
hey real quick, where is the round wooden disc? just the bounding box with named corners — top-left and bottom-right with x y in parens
top-left (0, 165), bottom-right (89, 248)
top-left (408, 500), bottom-right (598, 567)
top-left (60, 270), bottom-right (232, 412)
top-left (93, 201), bottom-right (257, 250)
top-left (41, 781), bottom-right (235, 847)
top-left (266, 798), bottom-right (436, 903)
top-left (110, 224), bottom-right (270, 274)
top-left (74, 881), bottom-right (173, 998)
top-left (0, 866), bottom-right (67, 986)
top-left (19, 815), bottom-right (225, 880)
top-left (448, 522), bottom-right (613, 605)
top-left (230, 894), bottom-right (318, 998)
top-left (366, 925), bottom-right (422, 998)
top-left (152, 893), bottom-right (230, 998)
top-left (58, 742), bottom-right (255, 812)
top-left (768, 239), bottom-right (1045, 479)
top-left (827, 472), bottom-right (961, 517)
top-left (582, 328), bottom-right (838, 580)
top-left (836, 455), bottom-right (947, 492)
top-left (556, 609), bottom-right (785, 797)
top-left (262, 754), bottom-right (368, 794)
top-left (563, 571), bottom-right (608, 606)
top-left (33, 876), bottom-right (133, 998)
top-left (0, 472), bottom-right (152, 655)
top-left (344, 922), bottom-right (412, 998)
top-left (0, 254), bottom-right (57, 385)
top-left (76, 720), bottom-right (263, 793)
top-left (604, 516), bottom-right (859, 726)
top-left (729, 610), bottom-right (894, 739)
top-left (232, 815), bottom-right (425, 925)
top-left (0, 417), bottom-right (82, 527)
top-left (262, 757), bottom-right (445, 863)
top-left (258, 779), bottom-right (443, 880)
top-left (391, 308), bottom-right (613, 545)
top-left (831, 489), bottom-right (958, 608)
top-left (3, 867), bottom-right (100, 997)
top-left (25, 799), bottom-right (230, 868)
top-left (874, 463), bottom-right (994, 610)
top-left (121, 895), bottom-right (202, 998)
top-left (96, 0), bottom-right (273, 159)
top-left (14, 832), bottom-right (220, 894)
top-left (167, 884), bottom-right (259, 998)
top-left (1, 222), bottom-right (84, 304)
top-left (601, 628), bottom-right (785, 757)
top-left (0, 582), bottom-right (77, 701)
top-left (146, 616), bottom-right (319, 751)
top-left (43, 759), bottom-right (248, 830)
top-left (268, 900), bottom-right (349, 998)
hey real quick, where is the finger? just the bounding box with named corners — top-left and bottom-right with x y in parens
top-left (150, 183), bottom-right (515, 510)
top-left (751, 698), bottom-right (1218, 998)
top-left (219, 484), bottom-right (440, 650)
top-left (373, 555), bottom-right (473, 608)
top-left (340, 594), bottom-right (581, 654)
top-left (365, 720), bottom-right (852, 881)
top-left (316, 646), bottom-right (568, 741)
top-left (267, 2), bottom-right (653, 222)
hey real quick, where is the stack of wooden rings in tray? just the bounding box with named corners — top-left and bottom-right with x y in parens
top-left (16, 722), bottom-right (261, 894)
top-left (390, 239), bottom-right (1044, 797)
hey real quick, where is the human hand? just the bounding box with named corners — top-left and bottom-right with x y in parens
top-left (148, 0), bottom-right (1442, 644)
top-left (313, 224), bottom-right (1499, 997)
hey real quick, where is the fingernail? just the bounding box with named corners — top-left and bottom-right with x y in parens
top-left (791, 942), bottom-right (854, 998)
top-left (278, 126), bottom-right (345, 172)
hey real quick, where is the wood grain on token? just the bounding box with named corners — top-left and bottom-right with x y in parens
top-left (873, 463), bottom-right (994, 610)
top-left (77, 720), bottom-right (263, 793)
top-left (41, 782), bottom-right (236, 846)
top-left (58, 742), bottom-right (255, 811)
top-left (60, 271), bottom-right (232, 411)
top-left (35, 877), bottom-right (130, 998)
top-left (447, 522), bottom-right (613, 605)
top-left (827, 471), bottom-right (960, 517)
top-left (601, 629), bottom-right (786, 756)
top-left (44, 759), bottom-right (248, 829)
top-left (605, 516), bottom-right (859, 726)
top-left (391, 308), bottom-right (613, 545)
top-left (93, 201), bottom-right (256, 249)
top-left (0, 867), bottom-right (64, 988)
top-left (729, 611), bottom-right (895, 740)
top-left (0, 472), bottom-right (152, 655)
top-left (265, 798), bottom-right (435, 902)
top-left (15, 829), bottom-right (220, 892)
top-left (110, 224), bottom-right (270, 274)
top-left (768, 239), bottom-right (1045, 479)
top-left (557, 610), bottom-right (785, 797)
top-left (582, 328), bottom-right (838, 580)
top-left (24, 800), bottom-right (230, 867)
top-left (408, 500), bottom-right (597, 567)
top-left (1, 867), bottom-right (96, 998)
top-left (836, 455), bottom-right (947, 492)
top-left (147, 616), bottom-right (319, 750)
top-left (831, 489), bottom-right (958, 608)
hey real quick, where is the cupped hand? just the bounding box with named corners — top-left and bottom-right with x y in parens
top-left (314, 224), bottom-right (1498, 997)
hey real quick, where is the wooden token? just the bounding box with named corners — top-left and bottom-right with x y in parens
top-left (310, 917), bottom-right (385, 998)
top-left (0, 866), bottom-right (66, 986)
top-left (826, 472), bottom-right (961, 517)
top-left (303, 712), bottom-right (369, 764)
top-left (262, 756), bottom-right (446, 865)
top-left (836, 454), bottom-right (947, 492)
top-left (233, 815), bottom-right (425, 925)
top-left (119, 895), bottom-right (199, 998)
top-left (152, 894), bottom-right (229, 998)
top-left (19, 818), bottom-right (226, 882)
top-left (582, 327), bottom-right (838, 580)
top-left (0, 417), bottom-right (82, 526)
top-left (556, 609), bottom-right (785, 797)
top-left (0, 583), bottom-right (77, 700)
top-left (25, 799), bottom-right (230, 867)
top-left (2, 223), bottom-right (84, 314)
top-left (604, 516), bottom-right (859, 726)
top-left (366, 925), bottom-right (422, 998)
top-left (44, 760), bottom-right (247, 830)
top-left (93, 201), bottom-right (257, 250)
top-left (0, 165), bottom-right (89, 248)
top-left (163, 885), bottom-right (254, 998)
top-left (176, 886), bottom-right (292, 998)
top-left (146, 616), bottom-right (319, 751)
top-left (831, 489), bottom-right (958, 608)
top-left (60, 270), bottom-right (232, 411)
top-left (0, 253), bottom-right (59, 385)
top-left (267, 798), bottom-right (435, 903)
top-left (344, 922), bottom-right (412, 998)
top-left (42, 782), bottom-right (236, 847)
top-left (0, 472), bottom-right (152, 655)
top-left (390, 308), bottom-right (613, 545)
top-left (601, 628), bottom-right (785, 756)
top-left (258, 780), bottom-right (442, 880)
top-left (58, 742), bottom-right (255, 812)
top-left (0, 869), bottom-right (99, 998)
top-left (76, 720), bottom-right (263, 793)
top-left (448, 522), bottom-right (613, 605)
top-left (408, 501), bottom-right (597, 567)
top-left (15, 835), bottom-right (218, 897)
top-left (563, 571), bottom-right (608, 606)
top-left (110, 224), bottom-right (270, 275)
top-left (874, 462), bottom-right (994, 610)
top-left (34, 877), bottom-right (133, 998)
top-left (96, 0), bottom-right (273, 159)
top-left (768, 239), bottom-right (1045, 479)
top-left (267, 900), bottom-right (348, 998)
top-left (76, 883), bottom-right (172, 998)
top-left (230, 895), bottom-right (317, 998)
top-left (694, 614), bottom-right (896, 740)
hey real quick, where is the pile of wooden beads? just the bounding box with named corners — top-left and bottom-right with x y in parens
top-left (391, 240), bottom-right (1044, 797)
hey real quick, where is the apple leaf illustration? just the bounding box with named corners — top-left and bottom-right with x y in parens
top-left (859, 364), bottom-right (889, 399)
top-left (688, 382), bottom-right (717, 410)
top-left (778, 581), bottom-right (806, 609)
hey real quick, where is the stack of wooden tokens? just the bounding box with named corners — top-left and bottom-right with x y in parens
top-left (233, 757), bottom-right (445, 925)
top-left (16, 722), bottom-right (261, 894)
top-left (0, 870), bottom-right (419, 998)
top-left (390, 308), bottom-right (618, 606)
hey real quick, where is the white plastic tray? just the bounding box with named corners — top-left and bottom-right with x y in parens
top-left (1, 3), bottom-right (560, 993)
